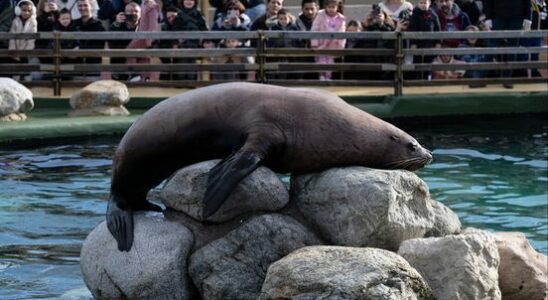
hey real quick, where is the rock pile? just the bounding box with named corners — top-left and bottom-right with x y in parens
top-left (0, 77), bottom-right (34, 121)
top-left (69, 80), bottom-right (130, 117)
top-left (80, 162), bottom-right (547, 300)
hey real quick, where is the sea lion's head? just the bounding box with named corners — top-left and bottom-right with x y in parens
top-left (382, 130), bottom-right (433, 171)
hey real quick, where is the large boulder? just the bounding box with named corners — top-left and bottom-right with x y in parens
top-left (493, 232), bottom-right (547, 300)
top-left (161, 160), bottom-right (289, 223)
top-left (398, 229), bottom-right (501, 300)
top-left (292, 167), bottom-right (435, 250)
top-left (69, 80), bottom-right (130, 116)
top-left (80, 212), bottom-right (194, 300)
top-left (0, 77), bottom-right (33, 121)
top-left (424, 199), bottom-right (461, 237)
top-left (189, 214), bottom-right (322, 300)
top-left (259, 246), bottom-right (435, 300)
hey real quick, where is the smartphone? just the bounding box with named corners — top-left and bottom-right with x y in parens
top-left (372, 4), bottom-right (380, 15)
top-left (228, 10), bottom-right (237, 19)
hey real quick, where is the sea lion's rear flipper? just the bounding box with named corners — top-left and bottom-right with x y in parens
top-left (203, 151), bottom-right (262, 219)
top-left (106, 196), bottom-right (134, 252)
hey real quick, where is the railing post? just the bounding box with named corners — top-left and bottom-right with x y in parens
top-left (53, 32), bottom-right (61, 96)
top-left (394, 32), bottom-right (403, 97)
top-left (257, 31), bottom-right (266, 83)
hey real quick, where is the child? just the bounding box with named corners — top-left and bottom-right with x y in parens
top-left (55, 8), bottom-right (78, 49)
top-left (432, 50), bottom-right (466, 80)
top-left (458, 24), bottom-right (487, 85)
top-left (268, 9), bottom-right (302, 79)
top-left (9, 0), bottom-right (38, 80)
top-left (310, 0), bottom-right (346, 80)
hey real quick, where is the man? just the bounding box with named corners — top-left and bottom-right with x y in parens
top-left (108, 2), bottom-right (141, 80)
top-left (295, 0), bottom-right (318, 80)
top-left (296, 0), bottom-right (318, 31)
top-left (250, 0), bottom-right (283, 31)
top-left (483, 0), bottom-right (532, 88)
top-left (433, 0), bottom-right (470, 47)
top-left (74, 0), bottom-right (105, 66)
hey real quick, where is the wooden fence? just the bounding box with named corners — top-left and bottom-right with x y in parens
top-left (0, 30), bottom-right (546, 96)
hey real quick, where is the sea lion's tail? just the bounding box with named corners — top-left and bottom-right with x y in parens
top-left (106, 195), bottom-right (134, 252)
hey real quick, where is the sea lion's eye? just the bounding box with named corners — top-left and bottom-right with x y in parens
top-left (407, 142), bottom-right (418, 151)
top-left (391, 135), bottom-right (400, 141)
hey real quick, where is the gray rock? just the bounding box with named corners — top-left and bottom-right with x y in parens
top-left (189, 214), bottom-right (322, 300)
top-left (161, 160), bottom-right (289, 223)
top-left (80, 212), bottom-right (194, 300)
top-left (398, 229), bottom-right (501, 300)
top-left (259, 246), bottom-right (435, 300)
top-left (424, 199), bottom-right (461, 237)
top-left (492, 231), bottom-right (547, 300)
top-left (69, 80), bottom-right (130, 116)
top-left (0, 77), bottom-right (33, 120)
top-left (292, 167), bottom-right (435, 251)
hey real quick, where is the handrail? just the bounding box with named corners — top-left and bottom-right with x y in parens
top-left (0, 30), bottom-right (546, 96)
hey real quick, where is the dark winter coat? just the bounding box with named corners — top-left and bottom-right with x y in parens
top-left (483, 0), bottom-right (532, 21)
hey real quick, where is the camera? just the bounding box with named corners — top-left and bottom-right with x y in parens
top-left (399, 9), bottom-right (411, 22)
top-left (371, 4), bottom-right (380, 15)
top-left (125, 14), bottom-right (136, 22)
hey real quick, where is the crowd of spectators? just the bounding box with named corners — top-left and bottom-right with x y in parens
top-left (0, 0), bottom-right (546, 84)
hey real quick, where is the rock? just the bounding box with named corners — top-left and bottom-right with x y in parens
top-left (189, 214), bottom-right (321, 300)
top-left (0, 77), bottom-right (33, 121)
top-left (69, 80), bottom-right (130, 116)
top-left (259, 246), bottom-right (435, 300)
top-left (292, 167), bottom-right (435, 250)
top-left (493, 232), bottom-right (547, 300)
top-left (398, 229), bottom-right (501, 300)
top-left (161, 160), bottom-right (289, 223)
top-left (80, 212), bottom-right (194, 300)
top-left (424, 199), bottom-right (461, 237)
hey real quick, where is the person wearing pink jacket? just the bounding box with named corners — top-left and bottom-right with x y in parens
top-left (310, 0), bottom-right (345, 80)
top-left (126, 0), bottom-right (160, 81)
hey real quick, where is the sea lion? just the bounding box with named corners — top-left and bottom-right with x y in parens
top-left (107, 82), bottom-right (433, 251)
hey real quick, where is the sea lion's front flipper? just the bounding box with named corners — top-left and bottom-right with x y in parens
top-left (106, 196), bottom-right (134, 252)
top-left (203, 151), bottom-right (262, 219)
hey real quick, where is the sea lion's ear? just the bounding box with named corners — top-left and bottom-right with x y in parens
top-left (390, 135), bottom-right (400, 141)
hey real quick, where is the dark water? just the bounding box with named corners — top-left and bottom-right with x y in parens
top-left (0, 116), bottom-right (546, 299)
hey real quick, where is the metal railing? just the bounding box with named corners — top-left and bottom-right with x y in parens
top-left (0, 30), bottom-right (546, 96)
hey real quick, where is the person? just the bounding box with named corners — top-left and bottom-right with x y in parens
top-left (250, 0), bottom-right (282, 31)
top-left (57, 0), bottom-right (100, 20)
top-left (74, 0), bottom-right (105, 78)
top-left (211, 38), bottom-right (253, 80)
top-left (172, 0), bottom-right (209, 79)
top-left (433, 0), bottom-right (470, 47)
top-left (295, 0), bottom-right (318, 79)
top-left (310, 0), bottom-right (345, 81)
top-left (267, 8), bottom-right (300, 79)
top-left (9, 0), bottom-right (37, 81)
top-left (98, 0), bottom-right (136, 27)
top-left (455, 0), bottom-right (482, 26)
top-left (361, 4), bottom-right (395, 80)
top-left (35, 0), bottom-right (59, 71)
top-left (521, 0), bottom-right (547, 77)
top-left (458, 24), bottom-right (487, 85)
top-left (296, 0), bottom-right (318, 31)
top-left (378, 0), bottom-right (413, 22)
top-left (483, 0), bottom-right (532, 88)
top-left (209, 0), bottom-right (265, 23)
top-left (431, 49), bottom-right (465, 80)
top-left (341, 19), bottom-right (368, 80)
top-left (211, 0), bottom-right (251, 31)
top-left (408, 0), bottom-right (441, 79)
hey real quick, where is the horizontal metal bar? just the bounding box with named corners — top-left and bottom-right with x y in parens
top-left (409, 61), bottom-right (545, 71)
top-left (59, 48), bottom-right (256, 57)
top-left (404, 46), bottom-right (548, 56)
top-left (0, 30), bottom-right (546, 41)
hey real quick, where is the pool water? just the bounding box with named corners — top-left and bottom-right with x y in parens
top-left (0, 116), bottom-right (546, 299)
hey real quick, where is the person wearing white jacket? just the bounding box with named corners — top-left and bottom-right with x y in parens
top-left (9, 0), bottom-right (38, 80)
